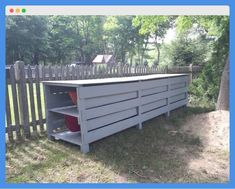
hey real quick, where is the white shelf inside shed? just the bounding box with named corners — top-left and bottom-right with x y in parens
top-left (49, 105), bottom-right (79, 117)
top-left (51, 131), bottom-right (82, 146)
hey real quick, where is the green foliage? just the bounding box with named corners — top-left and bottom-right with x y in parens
top-left (161, 31), bottom-right (213, 66)
top-left (6, 16), bottom-right (49, 65)
top-left (103, 16), bottom-right (138, 64)
top-left (176, 16), bottom-right (229, 103)
top-left (132, 16), bottom-right (169, 36)
top-left (6, 15), bottom-right (229, 105)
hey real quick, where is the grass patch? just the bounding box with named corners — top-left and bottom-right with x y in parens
top-left (6, 107), bottom-right (228, 183)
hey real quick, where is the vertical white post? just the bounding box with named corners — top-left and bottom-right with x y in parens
top-left (166, 78), bottom-right (170, 117)
top-left (77, 86), bottom-right (89, 153)
top-left (137, 81), bottom-right (142, 130)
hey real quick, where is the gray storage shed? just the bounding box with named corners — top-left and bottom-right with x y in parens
top-left (43, 74), bottom-right (189, 153)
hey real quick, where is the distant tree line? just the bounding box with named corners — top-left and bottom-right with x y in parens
top-left (6, 15), bottom-right (229, 108)
top-left (6, 15), bottom-right (173, 65)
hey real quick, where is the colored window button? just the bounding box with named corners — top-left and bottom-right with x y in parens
top-left (9, 8), bottom-right (14, 13)
top-left (15, 8), bottom-right (20, 13)
top-left (22, 8), bottom-right (26, 13)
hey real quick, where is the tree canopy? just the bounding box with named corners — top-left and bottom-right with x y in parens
top-left (6, 15), bottom-right (229, 107)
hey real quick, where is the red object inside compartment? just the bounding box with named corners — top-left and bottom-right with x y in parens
top-left (64, 115), bottom-right (80, 132)
top-left (68, 91), bottom-right (77, 105)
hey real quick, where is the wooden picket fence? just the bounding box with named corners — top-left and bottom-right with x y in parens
top-left (5, 61), bottom-right (201, 142)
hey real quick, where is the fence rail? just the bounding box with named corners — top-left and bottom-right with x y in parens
top-left (5, 61), bottom-right (201, 142)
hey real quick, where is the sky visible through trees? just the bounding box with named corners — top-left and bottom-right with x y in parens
top-left (6, 15), bottom-right (229, 105)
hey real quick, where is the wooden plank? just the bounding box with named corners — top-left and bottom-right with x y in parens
top-left (6, 84), bottom-right (14, 142)
top-left (17, 62), bottom-right (30, 138)
top-left (49, 105), bottom-right (78, 117)
top-left (169, 99), bottom-right (188, 110)
top-left (141, 99), bottom-right (167, 113)
top-left (142, 105), bottom-right (169, 122)
top-left (79, 82), bottom-right (139, 98)
top-left (49, 86), bottom-right (76, 94)
top-left (85, 91), bottom-right (138, 109)
top-left (9, 66), bottom-right (21, 139)
top-left (44, 85), bottom-right (66, 138)
top-left (66, 66), bottom-right (70, 80)
top-left (55, 66), bottom-right (59, 80)
top-left (140, 78), bottom-right (169, 90)
top-left (141, 90), bottom-right (168, 105)
top-left (170, 82), bottom-right (186, 90)
top-left (85, 98), bottom-right (139, 120)
top-left (35, 65), bottom-right (44, 132)
top-left (87, 116), bottom-right (139, 143)
top-left (77, 87), bottom-right (89, 153)
top-left (43, 74), bottom-right (188, 86)
top-left (141, 85), bottom-right (168, 97)
top-left (51, 131), bottom-right (82, 146)
top-left (87, 108), bottom-right (137, 131)
top-left (169, 93), bottom-right (186, 104)
top-left (5, 119), bottom-right (47, 133)
top-left (137, 81), bottom-right (142, 129)
top-left (169, 76), bottom-right (188, 84)
top-left (27, 65), bottom-right (37, 134)
top-left (169, 87), bottom-right (187, 97)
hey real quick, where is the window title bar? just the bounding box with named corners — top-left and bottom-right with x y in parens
top-left (6, 6), bottom-right (229, 16)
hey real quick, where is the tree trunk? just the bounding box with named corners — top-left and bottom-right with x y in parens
top-left (33, 51), bottom-right (39, 65)
top-left (216, 55), bottom-right (229, 110)
top-left (156, 44), bottom-right (160, 64)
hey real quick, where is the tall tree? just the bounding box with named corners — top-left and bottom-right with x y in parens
top-left (103, 16), bottom-right (137, 64)
top-left (176, 16), bottom-right (229, 109)
top-left (6, 16), bottom-right (49, 65)
top-left (132, 16), bottom-right (173, 64)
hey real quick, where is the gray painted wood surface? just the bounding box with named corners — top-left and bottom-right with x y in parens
top-left (6, 61), bottom-right (200, 142)
top-left (43, 74), bottom-right (189, 153)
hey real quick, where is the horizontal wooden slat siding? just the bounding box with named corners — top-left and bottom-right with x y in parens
top-left (170, 82), bottom-right (186, 90)
top-left (49, 86), bottom-right (76, 94)
top-left (142, 105), bottom-right (169, 122)
top-left (141, 85), bottom-right (168, 97)
top-left (84, 98), bottom-right (139, 120)
top-left (169, 93), bottom-right (186, 104)
top-left (169, 76), bottom-right (188, 84)
top-left (141, 90), bottom-right (168, 105)
top-left (87, 116), bottom-right (139, 143)
top-left (141, 99), bottom-right (167, 113)
top-left (85, 92), bottom-right (138, 109)
top-left (169, 87), bottom-right (187, 97)
top-left (79, 82), bottom-right (139, 98)
top-left (5, 119), bottom-right (47, 133)
top-left (87, 108), bottom-right (137, 131)
top-left (140, 78), bottom-right (168, 90)
top-left (169, 99), bottom-right (188, 110)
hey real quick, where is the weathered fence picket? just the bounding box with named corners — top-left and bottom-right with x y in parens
top-left (28, 65), bottom-right (37, 134)
top-left (5, 62), bottom-right (201, 142)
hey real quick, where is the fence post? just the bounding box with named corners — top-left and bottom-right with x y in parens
top-left (14, 61), bottom-right (30, 138)
top-left (165, 65), bottom-right (168, 74)
top-left (189, 64), bottom-right (193, 84)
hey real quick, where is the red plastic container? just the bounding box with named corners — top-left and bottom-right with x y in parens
top-left (64, 115), bottom-right (80, 132)
top-left (68, 91), bottom-right (77, 105)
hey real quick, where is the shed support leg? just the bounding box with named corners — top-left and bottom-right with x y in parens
top-left (48, 135), bottom-right (55, 141)
top-left (166, 111), bottom-right (170, 117)
top-left (81, 143), bottom-right (89, 153)
top-left (137, 122), bottom-right (142, 130)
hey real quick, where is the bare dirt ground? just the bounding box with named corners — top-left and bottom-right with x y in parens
top-left (6, 108), bottom-right (230, 183)
top-left (181, 110), bottom-right (229, 182)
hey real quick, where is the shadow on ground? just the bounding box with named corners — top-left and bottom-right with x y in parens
top-left (6, 106), bottom-right (227, 183)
